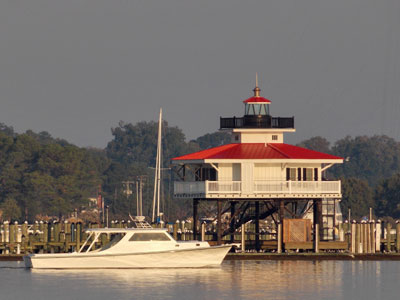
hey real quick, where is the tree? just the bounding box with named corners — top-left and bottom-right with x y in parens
top-left (1, 198), bottom-right (21, 221)
top-left (331, 135), bottom-right (400, 185)
top-left (192, 131), bottom-right (231, 149)
top-left (0, 123), bottom-right (15, 137)
top-left (340, 178), bottom-right (375, 220)
top-left (104, 120), bottom-right (199, 220)
top-left (297, 136), bottom-right (331, 154)
top-left (375, 174), bottom-right (400, 218)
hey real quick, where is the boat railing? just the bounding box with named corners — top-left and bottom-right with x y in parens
top-left (129, 215), bottom-right (153, 229)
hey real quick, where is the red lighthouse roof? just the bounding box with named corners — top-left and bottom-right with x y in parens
top-left (243, 96), bottom-right (271, 104)
top-left (172, 143), bottom-right (343, 161)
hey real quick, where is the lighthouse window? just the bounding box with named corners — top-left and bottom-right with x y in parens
top-left (303, 168), bottom-right (313, 181)
top-left (286, 168), bottom-right (297, 181)
top-left (286, 168), bottom-right (316, 181)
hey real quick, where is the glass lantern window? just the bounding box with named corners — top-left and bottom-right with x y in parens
top-left (245, 103), bottom-right (270, 115)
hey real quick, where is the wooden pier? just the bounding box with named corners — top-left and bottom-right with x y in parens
top-left (1, 219), bottom-right (400, 256)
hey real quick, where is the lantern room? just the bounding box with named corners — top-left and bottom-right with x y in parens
top-left (243, 85), bottom-right (271, 116)
top-left (220, 79), bottom-right (294, 131)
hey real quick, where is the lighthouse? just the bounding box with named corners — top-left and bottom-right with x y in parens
top-left (172, 79), bottom-right (343, 251)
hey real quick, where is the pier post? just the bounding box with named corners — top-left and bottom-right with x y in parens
top-left (76, 223), bottom-right (81, 251)
top-left (362, 221), bottom-right (368, 253)
top-left (43, 222), bottom-right (49, 245)
top-left (343, 221), bottom-right (349, 245)
top-left (396, 221), bottom-right (400, 253)
top-left (4, 222), bottom-right (9, 244)
top-left (241, 223), bottom-right (246, 252)
top-left (351, 221), bottom-right (356, 253)
top-left (277, 222), bottom-right (282, 254)
top-left (370, 221), bottom-right (376, 254)
top-left (314, 223), bottom-right (319, 253)
top-left (217, 200), bottom-right (222, 245)
top-left (230, 201), bottom-right (236, 243)
top-left (193, 199), bottom-right (198, 240)
top-left (255, 201), bottom-right (260, 251)
top-left (9, 222), bottom-right (15, 244)
top-left (313, 199), bottom-right (323, 241)
top-left (173, 221), bottom-right (178, 240)
top-left (201, 222), bottom-right (205, 242)
top-left (356, 222), bottom-right (361, 253)
top-left (22, 221), bottom-right (28, 253)
top-left (386, 222), bottom-right (392, 252)
top-left (376, 220), bottom-right (381, 252)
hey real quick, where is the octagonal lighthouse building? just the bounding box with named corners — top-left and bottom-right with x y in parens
top-left (172, 80), bottom-right (344, 249)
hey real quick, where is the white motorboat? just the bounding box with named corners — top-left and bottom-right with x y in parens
top-left (23, 226), bottom-right (235, 269)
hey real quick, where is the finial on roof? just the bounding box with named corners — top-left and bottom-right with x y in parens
top-left (253, 73), bottom-right (261, 97)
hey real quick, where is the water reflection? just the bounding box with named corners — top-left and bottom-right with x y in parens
top-left (2, 260), bottom-right (400, 300)
top-left (29, 261), bottom-right (345, 300)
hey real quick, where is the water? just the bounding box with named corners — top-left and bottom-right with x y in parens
top-left (1, 260), bottom-right (400, 300)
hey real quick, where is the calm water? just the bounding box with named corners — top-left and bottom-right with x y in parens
top-left (1, 260), bottom-right (400, 300)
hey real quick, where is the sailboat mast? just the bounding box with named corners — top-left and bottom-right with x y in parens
top-left (152, 108), bottom-right (162, 223)
top-left (156, 108), bottom-right (162, 221)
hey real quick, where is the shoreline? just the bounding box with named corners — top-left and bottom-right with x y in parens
top-left (3, 253), bottom-right (400, 262)
top-left (226, 253), bottom-right (400, 260)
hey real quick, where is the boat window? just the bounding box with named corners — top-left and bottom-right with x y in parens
top-left (99, 233), bottom-right (125, 251)
top-left (129, 232), bottom-right (171, 242)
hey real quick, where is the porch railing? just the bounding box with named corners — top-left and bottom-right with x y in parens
top-left (174, 180), bottom-right (341, 196)
top-left (253, 180), bottom-right (341, 194)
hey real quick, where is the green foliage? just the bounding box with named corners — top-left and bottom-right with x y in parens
top-left (0, 130), bottom-right (105, 221)
top-left (331, 135), bottom-right (400, 185)
top-left (0, 123), bottom-right (15, 137)
top-left (191, 131), bottom-right (231, 149)
top-left (104, 120), bottom-right (200, 220)
top-left (375, 174), bottom-right (400, 218)
top-left (340, 178), bottom-right (375, 219)
top-left (297, 136), bottom-right (331, 154)
top-left (1, 198), bottom-right (21, 221)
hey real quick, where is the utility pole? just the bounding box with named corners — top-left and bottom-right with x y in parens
top-left (136, 175), bottom-right (147, 217)
top-left (122, 180), bottom-right (135, 215)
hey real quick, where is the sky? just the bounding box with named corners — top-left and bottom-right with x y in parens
top-left (0, 0), bottom-right (399, 148)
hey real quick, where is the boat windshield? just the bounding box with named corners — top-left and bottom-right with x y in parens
top-left (129, 232), bottom-right (171, 242)
top-left (99, 233), bottom-right (126, 251)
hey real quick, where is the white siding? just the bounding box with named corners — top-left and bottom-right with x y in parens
top-left (218, 163), bottom-right (233, 181)
top-left (241, 162), bottom-right (253, 194)
top-left (253, 163), bottom-right (283, 180)
top-left (240, 132), bottom-right (284, 143)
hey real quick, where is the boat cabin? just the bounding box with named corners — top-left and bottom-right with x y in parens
top-left (78, 228), bottom-right (209, 254)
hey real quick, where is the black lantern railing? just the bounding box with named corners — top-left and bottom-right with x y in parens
top-left (220, 116), bottom-right (294, 129)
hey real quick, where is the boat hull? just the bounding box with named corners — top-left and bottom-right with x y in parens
top-left (24, 245), bottom-right (232, 269)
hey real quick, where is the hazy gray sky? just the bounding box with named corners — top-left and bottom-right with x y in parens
top-left (0, 0), bottom-right (399, 148)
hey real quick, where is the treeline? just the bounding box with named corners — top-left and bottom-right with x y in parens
top-left (297, 136), bottom-right (400, 219)
top-left (1, 121), bottom-right (400, 222)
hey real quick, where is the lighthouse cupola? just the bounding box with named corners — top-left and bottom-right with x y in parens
top-left (243, 79), bottom-right (272, 127)
top-left (220, 76), bottom-right (295, 143)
